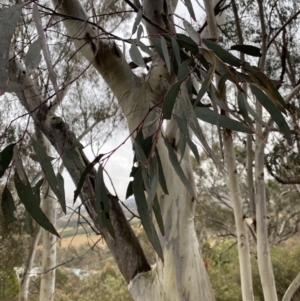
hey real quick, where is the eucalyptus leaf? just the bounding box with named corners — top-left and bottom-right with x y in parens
top-left (203, 39), bottom-right (241, 67)
top-left (194, 107), bottom-right (251, 133)
top-left (237, 90), bottom-right (252, 125)
top-left (32, 138), bottom-right (65, 207)
top-left (14, 171), bottom-right (59, 237)
top-left (25, 210), bottom-right (34, 234)
top-left (163, 81), bottom-right (182, 119)
top-left (133, 169), bottom-right (163, 260)
top-left (250, 85), bottom-right (291, 144)
top-left (153, 194), bottom-right (164, 236)
top-left (183, 0), bottom-right (196, 21)
top-left (95, 165), bottom-right (115, 238)
top-left (74, 153), bottom-right (104, 202)
top-left (1, 187), bottom-right (16, 224)
top-left (129, 44), bottom-right (145, 67)
top-left (0, 143), bottom-right (15, 177)
top-left (25, 39), bottom-right (42, 73)
top-left (56, 173), bottom-right (66, 213)
top-left (179, 82), bottom-right (223, 169)
top-left (173, 114), bottom-right (200, 163)
top-left (161, 36), bottom-right (171, 73)
top-left (176, 34), bottom-right (198, 55)
top-left (183, 20), bottom-right (200, 44)
top-left (171, 37), bottom-right (181, 66)
top-left (163, 137), bottom-right (196, 199)
top-left (132, 9), bottom-right (143, 35)
top-left (230, 44), bottom-right (262, 57)
top-left (155, 148), bottom-right (168, 195)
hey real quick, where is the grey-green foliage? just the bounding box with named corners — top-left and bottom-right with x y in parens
top-left (0, 269), bottom-right (19, 300)
top-left (206, 239), bottom-right (300, 301)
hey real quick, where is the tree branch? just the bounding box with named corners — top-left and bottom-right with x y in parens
top-left (8, 59), bottom-right (150, 283)
top-left (284, 83), bottom-right (300, 103)
top-left (51, 0), bottom-right (138, 102)
top-left (282, 273), bottom-right (300, 301)
top-left (267, 9), bottom-right (300, 49)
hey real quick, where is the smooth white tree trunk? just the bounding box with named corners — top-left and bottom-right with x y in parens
top-left (223, 132), bottom-right (254, 301)
top-left (35, 128), bottom-right (57, 301)
top-left (255, 1), bottom-right (278, 300)
top-left (255, 108), bottom-right (278, 301)
top-left (39, 186), bottom-right (56, 301)
top-left (203, 1), bottom-right (254, 300)
top-left (129, 138), bottom-right (214, 301)
top-left (19, 226), bottom-right (42, 301)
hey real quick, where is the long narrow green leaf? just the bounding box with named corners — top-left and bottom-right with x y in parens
top-left (183, 20), bottom-right (200, 44)
top-left (183, 0), bottom-right (196, 21)
top-left (133, 140), bottom-right (147, 165)
top-left (194, 107), bottom-right (251, 133)
top-left (25, 39), bottom-right (41, 73)
top-left (161, 36), bottom-right (171, 74)
top-left (179, 82), bottom-right (223, 169)
top-left (132, 9), bottom-right (143, 35)
top-left (32, 178), bottom-right (44, 206)
top-left (203, 39), bottom-right (241, 67)
top-left (13, 146), bottom-right (28, 183)
top-left (173, 114), bottom-right (200, 163)
top-left (250, 85), bottom-right (292, 144)
top-left (152, 38), bottom-right (165, 61)
top-left (126, 181), bottom-right (133, 199)
top-left (171, 37), bottom-right (181, 66)
top-left (129, 44), bottom-right (145, 67)
top-left (230, 44), bottom-right (262, 57)
top-left (163, 137), bottom-right (196, 199)
top-left (176, 34), bottom-right (198, 55)
top-left (153, 194), bottom-right (164, 236)
top-left (237, 90), bottom-right (252, 125)
top-left (95, 165), bottom-right (115, 238)
top-left (133, 169), bottom-right (163, 260)
top-left (178, 132), bottom-right (187, 162)
top-left (162, 81), bottom-right (182, 119)
top-left (177, 60), bottom-right (191, 81)
top-left (137, 25), bottom-right (143, 42)
top-left (56, 173), bottom-right (66, 213)
top-left (249, 71), bottom-right (287, 112)
top-left (155, 148), bottom-right (168, 195)
top-left (74, 153), bottom-right (104, 202)
top-left (0, 143), bottom-right (15, 177)
top-left (148, 156), bottom-right (159, 202)
top-left (32, 138), bottom-right (65, 207)
top-left (194, 65), bottom-right (214, 107)
top-left (138, 40), bottom-right (153, 56)
top-left (1, 187), bottom-right (16, 224)
top-left (25, 211), bottom-right (34, 234)
top-left (14, 171), bottom-right (59, 237)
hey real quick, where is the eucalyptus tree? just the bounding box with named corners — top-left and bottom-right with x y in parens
top-left (1, 1), bottom-right (299, 301)
top-left (1, 1), bottom-right (127, 301)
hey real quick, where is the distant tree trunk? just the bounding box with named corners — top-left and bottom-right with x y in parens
top-left (39, 188), bottom-right (56, 301)
top-left (255, 1), bottom-right (278, 300)
top-left (35, 127), bottom-right (57, 301)
top-left (203, 1), bottom-right (254, 300)
top-left (223, 132), bottom-right (254, 301)
top-left (19, 226), bottom-right (41, 301)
